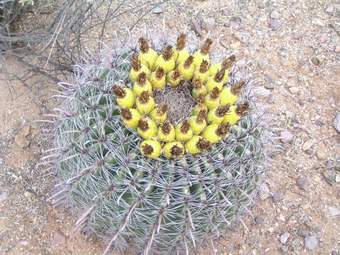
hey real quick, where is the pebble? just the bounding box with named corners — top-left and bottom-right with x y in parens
top-left (268, 18), bottom-right (281, 31)
top-left (230, 16), bottom-right (242, 30)
top-left (264, 75), bottom-right (275, 89)
top-left (325, 4), bottom-right (335, 14)
top-left (259, 183), bottom-right (270, 200)
top-left (52, 231), bottom-right (66, 246)
top-left (304, 235), bottom-right (318, 250)
top-left (152, 5), bottom-right (163, 14)
top-left (203, 17), bottom-right (216, 30)
top-left (272, 192), bottom-right (284, 203)
top-left (0, 191), bottom-right (8, 202)
top-left (303, 139), bottom-right (314, 153)
top-left (280, 130), bottom-right (294, 143)
top-left (14, 125), bottom-right (31, 148)
top-left (270, 10), bottom-right (280, 19)
top-left (296, 177), bottom-right (308, 191)
top-left (328, 206), bottom-right (340, 217)
top-left (288, 86), bottom-right (299, 94)
top-left (254, 216), bottom-right (264, 225)
top-left (334, 113), bottom-right (340, 133)
top-left (310, 56), bottom-right (321, 66)
top-left (316, 149), bottom-right (327, 160)
top-left (254, 86), bottom-right (271, 98)
top-left (280, 232), bottom-right (290, 244)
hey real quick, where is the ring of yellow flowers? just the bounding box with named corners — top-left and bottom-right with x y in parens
top-left (113, 34), bottom-right (249, 159)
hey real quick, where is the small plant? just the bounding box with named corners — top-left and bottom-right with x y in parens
top-left (51, 33), bottom-right (265, 254)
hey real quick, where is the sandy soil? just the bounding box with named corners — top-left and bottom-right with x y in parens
top-left (0, 0), bottom-right (339, 254)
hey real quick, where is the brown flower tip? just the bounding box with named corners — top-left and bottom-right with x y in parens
top-left (180, 120), bottom-right (190, 133)
top-left (236, 102), bottom-right (249, 116)
top-left (138, 37), bottom-right (149, 53)
top-left (171, 145), bottom-right (183, 157)
top-left (210, 87), bottom-right (220, 99)
top-left (216, 105), bottom-right (230, 117)
top-left (193, 79), bottom-right (202, 89)
top-left (157, 104), bottom-right (168, 115)
top-left (161, 121), bottom-right (171, 134)
top-left (131, 53), bottom-right (141, 71)
top-left (214, 69), bottom-right (225, 82)
top-left (197, 137), bottom-right (211, 150)
top-left (121, 108), bottom-right (132, 120)
top-left (142, 144), bottom-right (153, 155)
top-left (184, 56), bottom-right (194, 67)
top-left (162, 45), bottom-right (173, 60)
top-left (155, 67), bottom-right (165, 79)
top-left (172, 70), bottom-right (181, 80)
top-left (137, 72), bottom-right (147, 85)
top-left (216, 124), bottom-right (229, 137)
top-left (138, 119), bottom-right (149, 131)
top-left (197, 109), bottom-right (207, 123)
top-left (176, 33), bottom-right (186, 51)
top-left (201, 38), bottom-right (213, 55)
top-left (231, 81), bottom-right (245, 95)
top-left (221, 55), bottom-right (236, 69)
top-left (138, 91), bottom-right (150, 104)
top-left (197, 95), bottom-right (205, 104)
top-left (112, 85), bottom-right (126, 98)
top-left (199, 60), bottom-right (209, 73)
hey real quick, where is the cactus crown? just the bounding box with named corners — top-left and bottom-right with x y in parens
top-left (184, 55), bottom-right (194, 67)
top-left (121, 108), bottom-right (132, 120)
top-left (162, 45), bottom-right (173, 60)
top-left (155, 67), bottom-right (165, 79)
top-left (231, 80), bottom-right (245, 95)
top-left (112, 85), bottom-right (125, 98)
top-left (131, 53), bottom-right (141, 70)
top-left (210, 87), bottom-right (220, 99)
top-left (138, 37), bottom-right (149, 52)
top-left (161, 121), bottom-right (171, 134)
top-left (176, 33), bottom-right (186, 50)
top-left (138, 118), bottom-right (149, 130)
top-left (138, 91), bottom-right (150, 103)
top-left (216, 104), bottom-right (230, 117)
top-left (137, 72), bottom-right (147, 85)
top-left (216, 123), bottom-right (230, 136)
top-left (222, 55), bottom-right (236, 69)
top-left (142, 143), bottom-right (153, 155)
top-left (214, 68), bottom-right (225, 82)
top-left (201, 38), bottom-right (213, 54)
top-left (199, 60), bottom-right (209, 72)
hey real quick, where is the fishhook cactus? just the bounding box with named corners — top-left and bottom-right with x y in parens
top-left (50, 33), bottom-right (266, 254)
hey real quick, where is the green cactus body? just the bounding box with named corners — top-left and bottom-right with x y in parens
top-left (52, 38), bottom-right (265, 255)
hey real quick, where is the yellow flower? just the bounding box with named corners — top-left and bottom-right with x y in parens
top-left (140, 139), bottom-right (161, 159)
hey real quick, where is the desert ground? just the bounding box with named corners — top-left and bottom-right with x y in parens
top-left (0, 0), bottom-right (339, 254)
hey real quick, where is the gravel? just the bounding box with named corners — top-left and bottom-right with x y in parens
top-left (279, 232), bottom-right (290, 244)
top-left (280, 130), bottom-right (294, 143)
top-left (296, 177), bottom-right (308, 191)
top-left (334, 113), bottom-right (340, 133)
top-left (304, 235), bottom-right (318, 250)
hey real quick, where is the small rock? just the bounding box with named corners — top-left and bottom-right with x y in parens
top-left (328, 207), bottom-right (340, 217)
top-left (230, 16), bottom-right (242, 30)
top-left (304, 235), bottom-right (318, 250)
top-left (310, 56), bottom-right (321, 66)
top-left (264, 75), bottom-right (275, 89)
top-left (270, 10), bottom-right (280, 19)
top-left (52, 231), bottom-right (66, 246)
top-left (296, 177), bottom-right (308, 191)
top-left (24, 191), bottom-right (32, 199)
top-left (14, 125), bottom-right (31, 148)
top-left (288, 86), bottom-right (299, 94)
top-left (20, 240), bottom-right (29, 246)
top-left (316, 149), bottom-right (327, 160)
top-left (280, 130), bottom-right (294, 143)
top-left (259, 183), bottom-right (270, 200)
top-left (254, 216), bottom-right (264, 225)
top-left (203, 17), bottom-right (216, 30)
top-left (0, 191), bottom-right (8, 202)
top-left (152, 5), bottom-right (163, 14)
top-left (303, 139), bottom-right (314, 153)
top-left (280, 232), bottom-right (290, 244)
top-left (254, 86), bottom-right (271, 98)
top-left (334, 113), bottom-right (340, 133)
top-left (331, 251), bottom-right (339, 255)
top-left (268, 18), bottom-right (281, 31)
top-left (272, 192), bottom-right (284, 203)
top-left (336, 175), bottom-right (340, 183)
top-left (297, 229), bottom-right (309, 237)
top-left (325, 4), bottom-right (335, 14)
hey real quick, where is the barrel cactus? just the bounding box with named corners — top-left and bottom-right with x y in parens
top-left (50, 33), bottom-right (266, 254)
